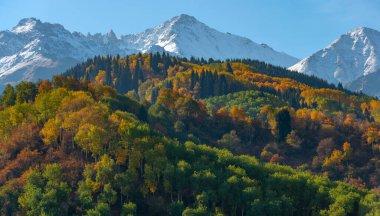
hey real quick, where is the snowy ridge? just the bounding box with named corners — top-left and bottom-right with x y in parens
top-left (0, 15), bottom-right (298, 90)
top-left (123, 14), bottom-right (298, 66)
top-left (0, 18), bottom-right (133, 87)
top-left (289, 27), bottom-right (380, 86)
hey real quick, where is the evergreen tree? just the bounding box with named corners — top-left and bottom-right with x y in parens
top-left (133, 60), bottom-right (140, 91)
top-left (15, 81), bottom-right (37, 104)
top-left (190, 70), bottom-right (196, 90)
top-left (137, 59), bottom-right (145, 82)
top-left (275, 109), bottom-right (292, 142)
top-left (151, 88), bottom-right (159, 103)
top-left (226, 63), bottom-right (233, 74)
top-left (0, 84), bottom-right (16, 107)
top-left (199, 70), bottom-right (206, 98)
top-left (337, 82), bottom-right (344, 90)
top-left (219, 75), bottom-right (228, 95)
top-left (116, 59), bottom-right (132, 94)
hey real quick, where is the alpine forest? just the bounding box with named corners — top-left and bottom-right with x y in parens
top-left (0, 53), bottom-right (379, 215)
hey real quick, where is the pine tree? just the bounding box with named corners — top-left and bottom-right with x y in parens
top-left (0, 84), bottom-right (16, 107)
top-left (275, 109), bottom-right (292, 142)
top-left (193, 82), bottom-right (201, 98)
top-left (133, 60), bottom-right (140, 91)
top-left (151, 88), bottom-right (159, 103)
top-left (226, 63), bottom-right (233, 74)
top-left (190, 70), bottom-right (196, 90)
top-left (116, 61), bottom-right (132, 94)
top-left (337, 82), bottom-right (344, 90)
top-left (199, 70), bottom-right (206, 98)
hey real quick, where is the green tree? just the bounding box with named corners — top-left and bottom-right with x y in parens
top-left (34, 88), bottom-right (69, 122)
top-left (217, 130), bottom-right (241, 150)
top-left (94, 155), bottom-right (115, 188)
top-left (98, 184), bottom-right (117, 208)
top-left (86, 202), bottom-right (110, 216)
top-left (174, 120), bottom-right (185, 133)
top-left (75, 124), bottom-right (108, 159)
top-left (15, 81), bottom-right (37, 104)
top-left (286, 130), bottom-right (302, 149)
top-left (226, 63), bottom-right (233, 74)
top-left (77, 181), bottom-right (93, 210)
top-left (0, 84), bottom-right (16, 107)
top-left (121, 202), bottom-right (137, 216)
top-left (114, 170), bottom-right (138, 204)
top-left (275, 109), bottom-right (291, 142)
top-left (168, 201), bottom-right (185, 216)
top-left (18, 164), bottom-right (71, 216)
top-left (0, 180), bottom-right (22, 215)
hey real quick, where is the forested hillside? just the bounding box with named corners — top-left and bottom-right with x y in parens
top-left (64, 53), bottom-right (380, 188)
top-left (0, 53), bottom-right (379, 215)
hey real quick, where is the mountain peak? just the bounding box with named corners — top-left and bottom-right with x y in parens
top-left (290, 26), bottom-right (380, 91)
top-left (174, 14), bottom-right (198, 22)
top-left (348, 27), bottom-right (379, 38)
top-left (106, 29), bottom-right (117, 39)
top-left (17, 17), bottom-right (41, 25)
top-left (169, 14), bottom-right (200, 27)
top-left (12, 17), bottom-right (41, 33)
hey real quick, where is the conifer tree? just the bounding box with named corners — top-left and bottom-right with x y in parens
top-left (226, 62), bottom-right (233, 74)
top-left (0, 84), bottom-right (16, 107)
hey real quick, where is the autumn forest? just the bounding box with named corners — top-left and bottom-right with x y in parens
top-left (0, 53), bottom-right (379, 215)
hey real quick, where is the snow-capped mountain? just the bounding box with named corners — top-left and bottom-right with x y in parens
top-left (0, 14), bottom-right (298, 90)
top-left (0, 18), bottom-right (134, 88)
top-left (289, 27), bottom-right (380, 87)
top-left (122, 14), bottom-right (298, 66)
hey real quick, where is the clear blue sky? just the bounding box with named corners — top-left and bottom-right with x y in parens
top-left (1, 0), bottom-right (379, 58)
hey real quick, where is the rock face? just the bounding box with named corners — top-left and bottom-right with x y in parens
top-left (289, 27), bottom-right (380, 96)
top-left (0, 15), bottom-right (298, 90)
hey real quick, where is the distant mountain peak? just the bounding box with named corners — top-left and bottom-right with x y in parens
top-left (129, 14), bottom-right (298, 66)
top-left (350, 27), bottom-right (378, 35)
top-left (17, 17), bottom-right (41, 26)
top-left (172, 14), bottom-right (198, 23)
top-left (10, 17), bottom-right (69, 35)
top-left (106, 29), bottom-right (118, 39)
top-left (162, 14), bottom-right (204, 32)
top-left (289, 26), bottom-right (380, 96)
top-left (12, 17), bottom-right (41, 33)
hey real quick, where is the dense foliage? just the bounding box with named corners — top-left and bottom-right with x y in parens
top-left (62, 53), bottom-right (380, 189)
top-left (0, 53), bottom-right (379, 215)
top-left (203, 91), bottom-right (288, 117)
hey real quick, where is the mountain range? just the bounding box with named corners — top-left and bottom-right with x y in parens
top-left (289, 27), bottom-right (380, 96)
top-left (0, 14), bottom-right (298, 90)
top-left (2, 14), bottom-right (380, 97)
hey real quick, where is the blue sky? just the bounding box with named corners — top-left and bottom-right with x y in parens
top-left (1, 0), bottom-right (379, 58)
